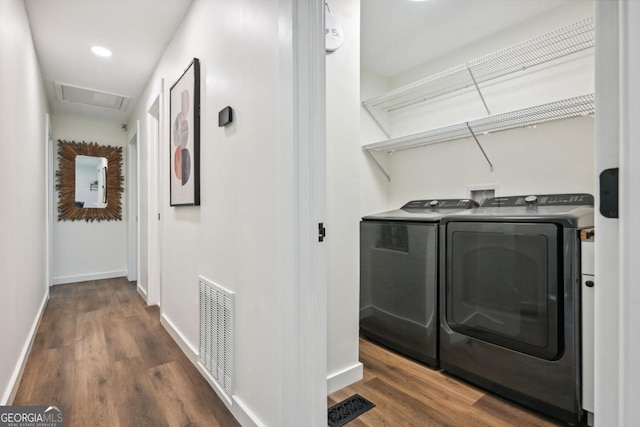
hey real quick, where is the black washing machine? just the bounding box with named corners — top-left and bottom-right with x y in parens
top-left (439, 193), bottom-right (594, 425)
top-left (359, 199), bottom-right (478, 367)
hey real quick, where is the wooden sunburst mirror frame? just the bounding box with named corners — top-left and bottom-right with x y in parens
top-left (56, 140), bottom-right (124, 222)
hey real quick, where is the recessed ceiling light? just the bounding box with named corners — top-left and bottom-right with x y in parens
top-left (91, 46), bottom-right (112, 57)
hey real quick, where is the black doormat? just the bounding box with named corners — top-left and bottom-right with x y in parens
top-left (328, 394), bottom-right (375, 427)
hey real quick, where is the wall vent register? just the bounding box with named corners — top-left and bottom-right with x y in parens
top-left (199, 276), bottom-right (235, 397)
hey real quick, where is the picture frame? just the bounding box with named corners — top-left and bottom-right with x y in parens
top-left (56, 140), bottom-right (124, 222)
top-left (170, 57), bottom-right (200, 206)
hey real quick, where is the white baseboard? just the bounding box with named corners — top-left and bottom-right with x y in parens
top-left (136, 285), bottom-right (148, 302)
top-left (2, 288), bottom-right (49, 405)
top-left (160, 313), bottom-right (265, 427)
top-left (53, 270), bottom-right (127, 285)
top-left (327, 362), bottom-right (364, 394)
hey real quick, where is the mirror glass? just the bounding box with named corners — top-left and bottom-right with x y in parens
top-left (75, 155), bottom-right (108, 208)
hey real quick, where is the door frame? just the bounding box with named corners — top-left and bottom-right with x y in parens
top-left (127, 121), bottom-right (140, 282)
top-left (45, 113), bottom-right (54, 289)
top-left (595, 0), bottom-right (640, 424)
top-left (147, 85), bottom-right (163, 307)
top-left (280, 1), bottom-right (327, 425)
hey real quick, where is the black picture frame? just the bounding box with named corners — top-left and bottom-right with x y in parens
top-left (169, 58), bottom-right (200, 206)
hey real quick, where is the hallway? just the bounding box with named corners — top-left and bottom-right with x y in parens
top-left (13, 278), bottom-right (239, 427)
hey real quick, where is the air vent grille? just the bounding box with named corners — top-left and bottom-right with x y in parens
top-left (199, 276), bottom-right (234, 396)
top-left (54, 82), bottom-right (130, 111)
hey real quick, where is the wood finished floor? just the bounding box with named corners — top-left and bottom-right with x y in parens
top-left (328, 337), bottom-right (565, 427)
top-left (15, 277), bottom-right (566, 427)
top-left (13, 277), bottom-right (239, 427)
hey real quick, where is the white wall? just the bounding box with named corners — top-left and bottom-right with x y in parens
top-left (387, 116), bottom-right (594, 205)
top-left (360, 71), bottom-right (391, 216)
top-left (128, 1), bottom-right (314, 425)
top-left (0, 0), bottom-right (49, 404)
top-left (325, 0), bottom-right (363, 393)
top-left (52, 116), bottom-right (128, 284)
top-left (361, 0), bottom-right (595, 208)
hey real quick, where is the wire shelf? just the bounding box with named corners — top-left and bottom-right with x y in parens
top-left (363, 94), bottom-right (595, 153)
top-left (363, 17), bottom-right (594, 114)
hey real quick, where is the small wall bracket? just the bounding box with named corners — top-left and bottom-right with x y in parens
top-left (467, 67), bottom-right (491, 116)
top-left (364, 148), bottom-right (391, 182)
top-left (466, 123), bottom-right (494, 172)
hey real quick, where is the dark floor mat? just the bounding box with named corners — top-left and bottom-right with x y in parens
top-left (328, 394), bottom-right (375, 427)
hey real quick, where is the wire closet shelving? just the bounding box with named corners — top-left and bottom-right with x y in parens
top-left (362, 17), bottom-right (595, 120)
top-left (361, 17), bottom-right (595, 177)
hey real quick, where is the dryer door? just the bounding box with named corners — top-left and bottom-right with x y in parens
top-left (444, 222), bottom-right (561, 360)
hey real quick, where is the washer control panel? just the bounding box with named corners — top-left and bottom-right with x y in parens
top-left (402, 199), bottom-right (478, 209)
top-left (480, 193), bottom-right (594, 207)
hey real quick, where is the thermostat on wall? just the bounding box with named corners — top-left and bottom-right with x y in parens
top-left (218, 106), bottom-right (233, 127)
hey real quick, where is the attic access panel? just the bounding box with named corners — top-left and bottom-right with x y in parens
top-left (54, 82), bottom-right (130, 111)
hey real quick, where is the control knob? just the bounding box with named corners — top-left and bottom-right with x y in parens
top-left (524, 195), bottom-right (538, 206)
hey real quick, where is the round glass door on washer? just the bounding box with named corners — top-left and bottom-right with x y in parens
top-left (439, 194), bottom-right (594, 425)
top-left (359, 199), bottom-right (477, 367)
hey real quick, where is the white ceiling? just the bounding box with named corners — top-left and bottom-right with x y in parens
top-left (24, 0), bottom-right (193, 124)
top-left (361, 0), bottom-right (573, 78)
top-left (24, 0), bottom-right (575, 124)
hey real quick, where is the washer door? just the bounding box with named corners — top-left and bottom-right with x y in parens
top-left (445, 222), bottom-right (561, 360)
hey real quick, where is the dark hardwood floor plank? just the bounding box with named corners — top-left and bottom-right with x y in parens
top-left (102, 315), bottom-right (141, 362)
top-left (70, 357), bottom-right (119, 427)
top-left (149, 361), bottom-right (227, 427)
top-left (473, 393), bottom-right (563, 427)
top-left (112, 357), bottom-right (169, 427)
top-left (330, 336), bottom-right (570, 427)
top-left (338, 376), bottom-right (457, 427)
top-left (74, 310), bottom-right (108, 363)
top-left (13, 346), bottom-right (74, 407)
top-left (359, 337), bottom-right (484, 406)
top-left (13, 277), bottom-right (237, 427)
top-left (126, 314), bottom-right (176, 369)
top-left (173, 355), bottom-right (242, 427)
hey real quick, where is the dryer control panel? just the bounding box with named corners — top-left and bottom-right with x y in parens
top-left (480, 193), bottom-right (594, 207)
top-left (402, 199), bottom-right (478, 209)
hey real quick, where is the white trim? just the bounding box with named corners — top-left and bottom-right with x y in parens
top-left (2, 289), bottom-right (48, 405)
top-left (279, 1), bottom-right (327, 426)
top-left (231, 396), bottom-right (266, 427)
top-left (136, 285), bottom-right (148, 302)
top-left (160, 313), bottom-right (265, 427)
top-left (196, 362), bottom-right (233, 407)
top-left (594, 2), bottom-right (621, 426)
top-left (127, 123), bottom-right (140, 282)
top-left (160, 313), bottom-right (198, 362)
top-left (53, 270), bottom-right (127, 285)
top-left (147, 86), bottom-right (162, 307)
top-left (618, 0), bottom-right (640, 423)
top-left (45, 113), bottom-right (54, 288)
top-left (327, 362), bottom-right (364, 394)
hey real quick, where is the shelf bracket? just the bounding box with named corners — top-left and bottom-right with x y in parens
top-left (466, 123), bottom-right (494, 172)
top-left (467, 67), bottom-right (491, 116)
top-left (362, 103), bottom-right (391, 139)
top-left (364, 148), bottom-right (391, 181)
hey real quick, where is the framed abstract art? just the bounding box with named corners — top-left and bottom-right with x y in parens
top-left (170, 58), bottom-right (200, 206)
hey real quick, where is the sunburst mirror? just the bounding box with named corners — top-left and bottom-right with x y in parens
top-left (56, 140), bottom-right (124, 222)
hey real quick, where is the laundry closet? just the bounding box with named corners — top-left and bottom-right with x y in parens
top-left (328, 0), bottom-right (596, 424)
